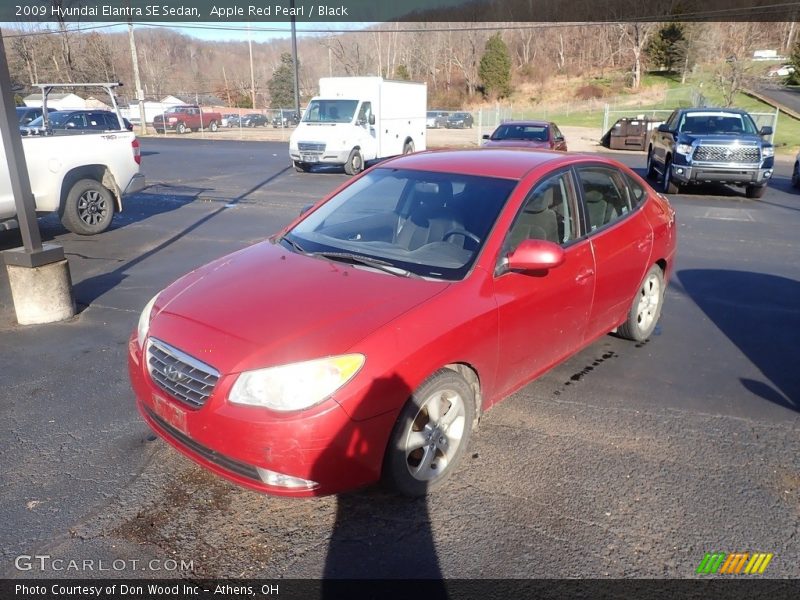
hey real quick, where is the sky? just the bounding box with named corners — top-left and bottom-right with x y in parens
top-left (0, 21), bottom-right (374, 43)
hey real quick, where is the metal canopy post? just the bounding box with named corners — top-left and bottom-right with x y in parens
top-left (0, 29), bottom-right (63, 268)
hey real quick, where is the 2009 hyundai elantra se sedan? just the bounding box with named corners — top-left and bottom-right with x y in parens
top-left (129, 149), bottom-right (676, 497)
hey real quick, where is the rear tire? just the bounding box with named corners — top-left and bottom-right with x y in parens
top-left (60, 179), bottom-right (115, 236)
top-left (208, 120), bottom-right (218, 132)
top-left (403, 141), bottom-right (415, 154)
top-left (618, 265), bottom-right (665, 342)
top-left (343, 148), bottom-right (364, 176)
top-left (383, 369), bottom-right (476, 497)
top-left (745, 184), bottom-right (768, 199)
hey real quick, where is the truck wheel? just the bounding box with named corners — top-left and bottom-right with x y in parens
top-left (61, 179), bottom-right (115, 235)
top-left (344, 149), bottom-right (364, 176)
top-left (208, 120), bottom-right (218, 132)
top-left (176, 122), bottom-right (186, 134)
top-left (645, 148), bottom-right (658, 179)
top-left (294, 161), bottom-right (311, 173)
top-left (793, 163), bottom-right (800, 189)
top-left (745, 184), bottom-right (768, 199)
top-left (662, 158), bottom-right (680, 194)
top-left (403, 141), bottom-right (415, 154)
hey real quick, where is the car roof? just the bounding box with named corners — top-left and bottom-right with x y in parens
top-left (379, 148), bottom-right (598, 180)
top-left (495, 120), bottom-right (552, 127)
top-left (680, 107), bottom-right (749, 115)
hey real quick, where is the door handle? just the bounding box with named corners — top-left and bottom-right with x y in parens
top-left (575, 268), bottom-right (594, 283)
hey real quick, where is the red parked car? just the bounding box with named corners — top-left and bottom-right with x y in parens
top-left (483, 120), bottom-right (568, 151)
top-left (129, 149), bottom-right (676, 497)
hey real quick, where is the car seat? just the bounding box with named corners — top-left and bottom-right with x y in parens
top-left (396, 181), bottom-right (464, 251)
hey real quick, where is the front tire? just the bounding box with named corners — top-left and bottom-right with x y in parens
top-left (745, 184), bottom-right (768, 199)
top-left (60, 179), bottom-right (115, 235)
top-left (662, 158), bottom-right (680, 194)
top-left (646, 148), bottom-right (658, 179)
top-left (792, 163), bottom-right (800, 189)
top-left (176, 122), bottom-right (187, 134)
top-left (293, 161), bottom-right (311, 173)
top-left (343, 148), bottom-right (364, 176)
top-left (618, 265), bottom-right (665, 342)
top-left (383, 370), bottom-right (476, 497)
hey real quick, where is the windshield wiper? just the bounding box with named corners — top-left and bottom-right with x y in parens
top-left (279, 236), bottom-right (307, 254)
top-left (311, 251), bottom-right (423, 279)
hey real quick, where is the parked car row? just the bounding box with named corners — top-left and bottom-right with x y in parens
top-left (17, 108), bottom-right (133, 136)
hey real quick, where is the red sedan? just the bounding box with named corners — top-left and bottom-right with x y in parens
top-left (483, 120), bottom-right (568, 151)
top-left (129, 149), bottom-right (676, 497)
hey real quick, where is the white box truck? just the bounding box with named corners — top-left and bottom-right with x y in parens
top-left (289, 77), bottom-right (426, 175)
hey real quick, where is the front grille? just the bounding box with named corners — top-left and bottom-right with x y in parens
top-left (147, 338), bottom-right (219, 408)
top-left (143, 405), bottom-right (261, 483)
top-left (298, 142), bottom-right (325, 152)
top-left (693, 145), bottom-right (760, 163)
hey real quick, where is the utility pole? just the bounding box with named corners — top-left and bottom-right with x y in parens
top-left (248, 24), bottom-right (256, 109)
top-left (290, 0), bottom-right (301, 118)
top-left (127, 21), bottom-right (147, 136)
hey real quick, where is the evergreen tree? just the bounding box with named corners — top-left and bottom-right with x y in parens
top-left (479, 34), bottom-right (512, 98)
top-left (268, 52), bottom-right (297, 108)
top-left (787, 40), bottom-right (800, 85)
top-left (394, 64), bottom-right (411, 80)
top-left (646, 23), bottom-right (687, 73)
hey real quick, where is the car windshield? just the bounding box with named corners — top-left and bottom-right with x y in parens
top-left (491, 124), bottom-right (548, 141)
top-left (302, 100), bottom-right (358, 124)
top-left (679, 112), bottom-right (758, 135)
top-left (283, 168), bottom-right (516, 280)
top-left (26, 111), bottom-right (70, 128)
top-left (450, 113), bottom-right (467, 119)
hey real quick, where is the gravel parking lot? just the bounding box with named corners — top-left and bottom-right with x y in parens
top-left (0, 139), bottom-right (798, 583)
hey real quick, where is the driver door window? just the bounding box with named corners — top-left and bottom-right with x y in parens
top-left (356, 102), bottom-right (372, 128)
top-left (507, 171), bottom-right (579, 251)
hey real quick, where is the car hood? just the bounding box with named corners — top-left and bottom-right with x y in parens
top-left (149, 241), bottom-right (449, 374)
top-left (482, 139), bottom-right (550, 149)
top-left (678, 132), bottom-right (764, 145)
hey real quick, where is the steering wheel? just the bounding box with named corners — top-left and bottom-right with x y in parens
top-left (443, 229), bottom-right (481, 245)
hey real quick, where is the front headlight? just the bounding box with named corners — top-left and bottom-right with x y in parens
top-left (136, 293), bottom-right (159, 348)
top-left (229, 354), bottom-right (365, 412)
top-left (676, 143), bottom-right (693, 155)
top-left (762, 146), bottom-right (774, 158)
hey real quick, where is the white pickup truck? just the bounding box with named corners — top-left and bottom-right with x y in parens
top-left (0, 128), bottom-right (145, 236)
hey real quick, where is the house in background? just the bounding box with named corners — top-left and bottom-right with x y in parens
top-left (23, 92), bottom-right (85, 110)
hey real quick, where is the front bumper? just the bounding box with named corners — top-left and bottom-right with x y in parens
top-left (670, 160), bottom-right (773, 186)
top-left (290, 148), bottom-right (350, 165)
top-left (128, 336), bottom-right (394, 497)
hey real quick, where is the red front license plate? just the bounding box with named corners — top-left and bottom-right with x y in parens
top-left (152, 393), bottom-right (188, 435)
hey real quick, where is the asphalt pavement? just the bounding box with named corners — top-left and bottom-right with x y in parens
top-left (0, 139), bottom-right (798, 582)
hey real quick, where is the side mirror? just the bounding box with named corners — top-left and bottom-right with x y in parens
top-left (657, 123), bottom-right (671, 133)
top-left (759, 125), bottom-right (773, 136)
top-left (506, 239), bottom-right (565, 273)
top-left (482, 134), bottom-right (490, 140)
top-left (368, 114), bottom-right (375, 125)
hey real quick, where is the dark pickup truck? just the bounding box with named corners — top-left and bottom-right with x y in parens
top-left (646, 108), bottom-right (774, 198)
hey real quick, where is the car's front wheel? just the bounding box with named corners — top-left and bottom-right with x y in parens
top-left (792, 163), bottom-right (800, 189)
top-left (662, 158), bottom-right (680, 194)
top-left (646, 148), bottom-right (658, 179)
top-left (383, 369), bottom-right (476, 496)
top-left (618, 264), bottom-right (665, 342)
top-left (343, 148), bottom-right (364, 176)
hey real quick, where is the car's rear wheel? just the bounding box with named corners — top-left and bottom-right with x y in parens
top-left (343, 148), bottom-right (364, 176)
top-left (745, 184), bottom-right (768, 199)
top-left (403, 140), bottom-right (415, 154)
top-left (383, 370), bottom-right (475, 497)
top-left (208, 120), bottom-right (218, 132)
top-left (618, 264), bottom-right (665, 342)
top-left (60, 179), bottom-right (115, 235)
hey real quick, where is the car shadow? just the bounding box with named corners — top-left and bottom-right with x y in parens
top-left (677, 269), bottom-right (800, 412)
top-left (312, 374), bottom-right (448, 596)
